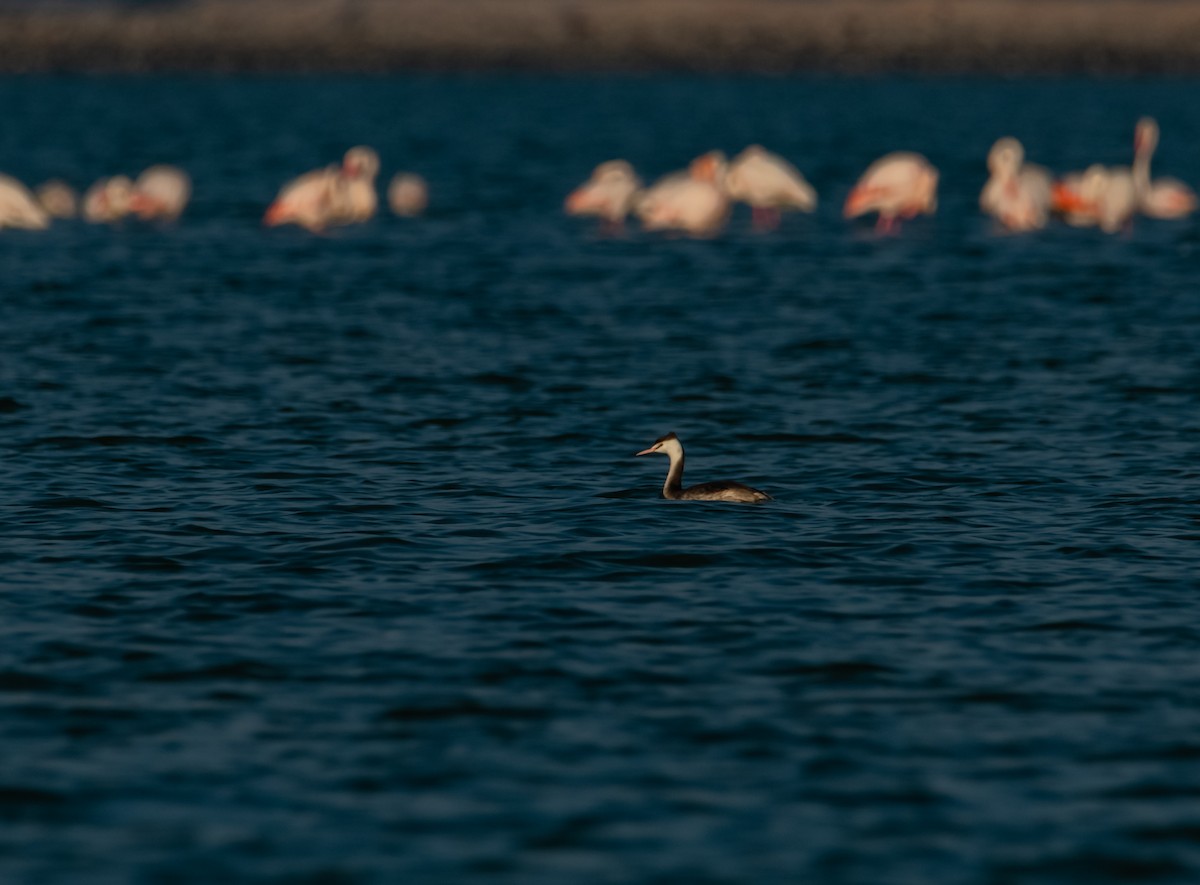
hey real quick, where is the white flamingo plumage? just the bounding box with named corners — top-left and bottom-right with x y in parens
top-left (565, 160), bottom-right (642, 228)
top-left (388, 172), bottom-right (429, 217)
top-left (1052, 164), bottom-right (1137, 234)
top-left (635, 151), bottom-right (730, 237)
top-left (265, 146), bottom-right (379, 232)
top-left (1133, 117), bottom-right (1197, 220)
top-left (129, 165), bottom-right (191, 222)
top-left (979, 137), bottom-right (1052, 232)
top-left (35, 179), bottom-right (78, 220)
top-left (0, 174), bottom-right (51, 230)
top-left (843, 152), bottom-right (938, 233)
top-left (724, 144), bottom-right (817, 229)
top-left (82, 175), bottom-right (134, 224)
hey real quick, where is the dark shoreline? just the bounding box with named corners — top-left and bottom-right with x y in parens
top-left (2, 0), bottom-right (1200, 75)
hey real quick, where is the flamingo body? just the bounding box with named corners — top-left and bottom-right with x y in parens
top-left (265, 146), bottom-right (379, 231)
top-left (844, 152), bottom-right (938, 232)
top-left (387, 172), bottom-right (429, 216)
top-left (635, 151), bottom-right (730, 237)
top-left (129, 165), bottom-right (191, 221)
top-left (724, 145), bottom-right (816, 228)
top-left (1133, 117), bottom-right (1197, 220)
top-left (0, 174), bottom-right (51, 230)
top-left (330, 145), bottom-right (379, 225)
top-left (980, 137), bottom-right (1051, 232)
top-left (35, 180), bottom-right (78, 219)
top-left (82, 176), bottom-right (133, 224)
top-left (1053, 164), bottom-right (1137, 233)
top-left (565, 160), bottom-right (642, 224)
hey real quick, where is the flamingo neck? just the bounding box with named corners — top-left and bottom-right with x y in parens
top-left (1133, 137), bottom-right (1154, 195)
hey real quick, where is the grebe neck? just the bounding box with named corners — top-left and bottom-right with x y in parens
top-left (663, 446), bottom-right (685, 500)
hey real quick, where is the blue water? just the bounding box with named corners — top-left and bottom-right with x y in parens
top-left (3, 75), bottom-right (1200, 884)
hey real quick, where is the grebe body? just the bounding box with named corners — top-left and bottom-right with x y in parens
top-left (636, 432), bottom-right (770, 503)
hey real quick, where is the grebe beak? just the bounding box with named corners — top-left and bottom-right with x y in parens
top-left (635, 445), bottom-right (657, 456)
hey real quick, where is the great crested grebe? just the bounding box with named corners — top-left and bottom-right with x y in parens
top-left (636, 432), bottom-right (770, 503)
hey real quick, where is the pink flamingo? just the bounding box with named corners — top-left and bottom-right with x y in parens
top-left (388, 172), bottom-right (429, 217)
top-left (1133, 117), bottom-right (1197, 220)
top-left (82, 176), bottom-right (133, 224)
top-left (843, 152), bottom-right (938, 233)
top-left (724, 145), bottom-right (817, 230)
top-left (635, 151), bottom-right (730, 237)
top-left (979, 137), bottom-right (1051, 232)
top-left (1052, 164), bottom-right (1137, 233)
top-left (265, 146), bottom-right (379, 232)
top-left (0, 174), bottom-right (50, 229)
top-left (129, 165), bottom-right (191, 222)
top-left (35, 180), bottom-right (78, 219)
top-left (565, 160), bottom-right (642, 233)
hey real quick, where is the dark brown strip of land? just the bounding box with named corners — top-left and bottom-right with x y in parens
top-left (2, 0), bottom-right (1200, 75)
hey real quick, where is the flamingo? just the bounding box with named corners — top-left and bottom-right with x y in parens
top-left (564, 160), bottom-right (642, 229)
top-left (1050, 168), bottom-right (1096, 228)
top-left (0, 174), bottom-right (50, 230)
top-left (264, 165), bottom-right (338, 231)
top-left (82, 176), bottom-right (133, 224)
top-left (723, 145), bottom-right (817, 230)
top-left (265, 146), bottom-right (379, 232)
top-left (387, 172), bottom-right (429, 217)
top-left (1052, 164), bottom-right (1137, 234)
top-left (979, 137), bottom-right (1052, 232)
top-left (35, 180), bottom-right (78, 219)
top-left (1133, 117), bottom-right (1197, 220)
top-left (635, 151), bottom-right (730, 237)
top-left (843, 152), bottom-right (938, 233)
top-left (328, 145), bottom-right (379, 225)
top-left (128, 165), bottom-right (191, 222)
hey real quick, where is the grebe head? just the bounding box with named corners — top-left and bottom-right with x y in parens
top-left (635, 431), bottom-right (683, 459)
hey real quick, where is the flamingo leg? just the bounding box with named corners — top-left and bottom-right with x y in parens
top-left (751, 207), bottom-right (781, 232)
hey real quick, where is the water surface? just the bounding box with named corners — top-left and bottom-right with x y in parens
top-left (2, 75), bottom-right (1200, 884)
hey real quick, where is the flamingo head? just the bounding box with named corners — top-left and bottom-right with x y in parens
top-left (987, 137), bottom-right (1023, 176)
top-left (1134, 117), bottom-right (1159, 157)
top-left (564, 185), bottom-right (599, 215)
top-left (842, 185), bottom-right (871, 219)
top-left (342, 146), bottom-right (380, 181)
top-left (689, 151), bottom-right (727, 186)
top-left (102, 176), bottom-right (134, 217)
top-left (263, 200), bottom-right (289, 226)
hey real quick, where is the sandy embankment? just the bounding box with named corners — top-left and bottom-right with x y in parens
top-left (1, 0), bottom-right (1199, 74)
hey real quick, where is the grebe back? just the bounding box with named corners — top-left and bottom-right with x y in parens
top-left (636, 432), bottom-right (770, 503)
